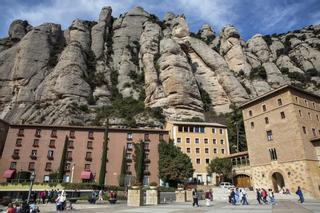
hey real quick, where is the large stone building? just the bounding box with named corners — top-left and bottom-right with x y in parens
top-left (165, 121), bottom-right (230, 185)
top-left (241, 85), bottom-right (320, 198)
top-left (0, 120), bottom-right (169, 186)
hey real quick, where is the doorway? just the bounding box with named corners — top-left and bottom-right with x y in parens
top-left (271, 172), bottom-right (285, 192)
top-left (234, 174), bottom-right (251, 188)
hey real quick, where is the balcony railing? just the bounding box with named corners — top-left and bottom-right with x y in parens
top-left (30, 155), bottom-right (37, 160)
top-left (144, 159), bottom-right (151, 163)
top-left (85, 157), bottom-right (92, 161)
top-left (66, 156), bottom-right (73, 161)
top-left (17, 133), bottom-right (24, 137)
top-left (68, 145), bottom-right (74, 149)
top-left (12, 154), bottom-right (20, 160)
top-left (32, 144), bottom-right (39, 148)
top-left (48, 144), bottom-right (56, 148)
top-left (126, 158), bottom-right (132, 163)
top-left (15, 143), bottom-right (22, 147)
top-left (45, 167), bottom-right (52, 172)
top-left (143, 170), bottom-right (150, 175)
top-left (47, 156), bottom-right (54, 160)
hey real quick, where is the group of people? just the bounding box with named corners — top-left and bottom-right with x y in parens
top-left (256, 188), bottom-right (275, 205)
top-left (89, 189), bottom-right (118, 204)
top-left (229, 188), bottom-right (249, 205)
top-left (6, 202), bottom-right (39, 213)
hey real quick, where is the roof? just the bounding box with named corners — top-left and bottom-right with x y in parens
top-left (167, 120), bottom-right (227, 128)
top-left (240, 85), bottom-right (320, 109)
top-left (2, 120), bottom-right (168, 133)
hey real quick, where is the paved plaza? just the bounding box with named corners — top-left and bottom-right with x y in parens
top-left (37, 200), bottom-right (320, 213)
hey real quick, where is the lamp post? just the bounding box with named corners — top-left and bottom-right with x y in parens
top-left (27, 171), bottom-right (35, 204)
top-left (234, 121), bottom-right (239, 152)
top-left (71, 163), bottom-right (75, 183)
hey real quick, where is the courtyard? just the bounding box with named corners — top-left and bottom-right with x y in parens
top-left (34, 200), bottom-right (320, 213)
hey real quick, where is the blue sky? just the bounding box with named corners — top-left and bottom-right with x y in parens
top-left (1, 0), bottom-right (320, 40)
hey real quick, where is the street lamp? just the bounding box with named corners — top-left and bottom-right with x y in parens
top-left (234, 121), bottom-right (239, 152)
top-left (27, 171), bottom-right (36, 204)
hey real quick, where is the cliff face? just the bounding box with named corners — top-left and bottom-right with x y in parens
top-left (0, 6), bottom-right (320, 126)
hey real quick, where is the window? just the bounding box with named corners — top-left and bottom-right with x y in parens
top-left (308, 112), bottom-right (311, 119)
top-left (49, 140), bottom-right (55, 148)
top-left (205, 159), bottom-right (210, 164)
top-left (295, 97), bottom-right (298, 102)
top-left (280, 111), bottom-right (285, 119)
top-left (317, 115), bottom-right (319, 121)
top-left (299, 110), bottom-right (302, 117)
top-left (85, 164), bottom-right (90, 171)
top-left (305, 100), bottom-right (308, 106)
top-left (13, 149), bottom-right (19, 156)
top-left (45, 163), bottom-right (52, 171)
top-left (269, 148), bottom-right (278, 161)
top-left (178, 126), bottom-right (183, 132)
top-left (16, 138), bottom-right (22, 147)
top-left (189, 126), bottom-right (194, 132)
top-left (88, 131), bottom-right (94, 139)
top-left (212, 128), bottom-right (215, 133)
top-left (17, 128), bottom-right (24, 136)
top-left (220, 139), bottom-right (224, 145)
top-left (302, 126), bottom-right (307, 134)
top-left (219, 129), bottom-right (223, 134)
top-left (66, 151), bottom-right (72, 160)
top-left (51, 130), bottom-right (57, 137)
top-left (159, 134), bottom-right (164, 141)
top-left (205, 148), bottom-right (209, 154)
top-left (195, 138), bottom-right (199, 143)
top-left (250, 122), bottom-right (254, 128)
top-left (127, 143), bottom-right (133, 149)
top-left (196, 148), bottom-right (200, 154)
top-left (312, 128), bottom-right (316, 137)
top-left (28, 162), bottom-right (35, 171)
top-left (313, 102), bottom-right (315, 108)
top-left (262, 105), bottom-right (267, 112)
top-left (200, 127), bottom-right (205, 133)
top-left (33, 139), bottom-right (39, 147)
top-left (277, 98), bottom-right (282, 106)
top-left (126, 165), bottom-right (131, 172)
top-left (127, 133), bottom-right (133, 140)
top-left (126, 153), bottom-right (131, 159)
top-left (195, 127), bottom-right (199, 133)
top-left (186, 138), bottom-right (190, 143)
top-left (213, 148), bottom-right (217, 154)
top-left (267, 130), bottom-right (273, 141)
top-left (177, 138), bottom-right (181, 143)
top-left (69, 130), bottom-right (75, 138)
top-left (68, 140), bottom-right (74, 148)
top-left (187, 148), bottom-right (190, 153)
top-left (144, 133), bottom-right (150, 141)
top-left (183, 126), bottom-right (188, 132)
top-left (65, 163), bottom-right (71, 171)
top-left (48, 150), bottom-right (54, 158)
top-left (10, 162), bottom-right (16, 169)
top-left (85, 152), bottom-right (92, 161)
top-left (249, 110), bottom-right (252, 116)
top-left (87, 141), bottom-right (93, 149)
top-left (196, 158), bottom-right (200, 164)
top-left (221, 149), bottom-right (225, 154)
top-left (204, 138), bottom-right (208, 144)
top-left (31, 150), bottom-right (37, 156)
top-left (144, 143), bottom-right (149, 150)
top-left (212, 139), bottom-right (217, 144)
top-left (35, 129), bottom-right (41, 137)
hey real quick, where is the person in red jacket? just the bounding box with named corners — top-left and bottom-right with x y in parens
top-left (6, 203), bottom-right (15, 213)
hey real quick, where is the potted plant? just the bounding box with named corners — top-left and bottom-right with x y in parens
top-left (177, 183), bottom-right (184, 190)
top-left (149, 182), bottom-right (158, 190)
top-left (131, 177), bottom-right (141, 189)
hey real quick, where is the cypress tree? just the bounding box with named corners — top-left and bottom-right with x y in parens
top-left (119, 147), bottom-right (126, 186)
top-left (99, 119), bottom-right (109, 187)
top-left (58, 135), bottom-right (68, 182)
top-left (134, 140), bottom-right (145, 184)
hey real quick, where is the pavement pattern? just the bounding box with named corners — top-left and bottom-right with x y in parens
top-left (37, 200), bottom-right (320, 213)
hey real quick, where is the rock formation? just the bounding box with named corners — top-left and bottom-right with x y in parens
top-left (0, 6), bottom-right (319, 126)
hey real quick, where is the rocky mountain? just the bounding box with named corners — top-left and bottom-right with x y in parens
top-left (0, 6), bottom-right (320, 127)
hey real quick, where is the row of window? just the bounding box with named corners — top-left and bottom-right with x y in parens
top-left (248, 98), bottom-right (283, 116)
top-left (177, 126), bottom-right (224, 134)
top-left (195, 158), bottom-right (211, 165)
top-left (17, 129), bottom-right (93, 139)
top-left (15, 138), bottom-right (94, 149)
top-left (184, 147), bottom-right (226, 154)
top-left (266, 126), bottom-right (320, 142)
top-left (298, 110), bottom-right (320, 121)
top-left (9, 162), bottom-right (91, 172)
top-left (176, 138), bottom-right (224, 145)
top-left (250, 111), bottom-right (286, 128)
top-left (295, 96), bottom-right (318, 109)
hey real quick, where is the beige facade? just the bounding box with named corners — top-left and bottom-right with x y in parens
top-left (241, 85), bottom-right (320, 198)
top-left (165, 121), bottom-right (230, 185)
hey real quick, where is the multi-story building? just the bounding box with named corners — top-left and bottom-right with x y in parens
top-left (0, 120), bottom-right (169, 186)
top-left (241, 85), bottom-right (320, 198)
top-left (165, 121), bottom-right (230, 185)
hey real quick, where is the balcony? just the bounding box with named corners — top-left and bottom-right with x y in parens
top-left (28, 167), bottom-right (35, 171)
top-left (144, 159), bottom-right (151, 163)
top-left (126, 147), bottom-right (133, 152)
top-left (64, 167), bottom-right (70, 172)
top-left (126, 158), bottom-right (132, 163)
top-left (68, 145), bottom-right (74, 149)
top-left (127, 137), bottom-right (133, 141)
top-left (34, 133), bottom-right (41, 138)
top-left (48, 144), bottom-right (56, 148)
top-left (50, 134), bottom-right (57, 138)
top-left (87, 145), bottom-right (93, 150)
top-left (17, 133), bottom-right (24, 137)
top-left (15, 143), bottom-right (22, 147)
top-left (144, 148), bottom-right (150, 152)
top-left (47, 156), bottom-right (54, 160)
top-left (32, 144), bottom-right (39, 148)
top-left (45, 167), bottom-right (52, 172)
top-left (66, 156), bottom-right (73, 161)
top-left (30, 155), bottom-right (37, 160)
top-left (85, 157), bottom-right (92, 161)
top-left (143, 170), bottom-right (150, 176)
top-left (12, 154), bottom-right (20, 160)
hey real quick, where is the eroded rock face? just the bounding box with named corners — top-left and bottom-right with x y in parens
top-left (0, 6), bottom-right (320, 126)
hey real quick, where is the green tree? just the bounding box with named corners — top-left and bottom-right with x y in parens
top-left (98, 120), bottom-right (109, 187)
top-left (134, 140), bottom-right (145, 184)
top-left (226, 105), bottom-right (247, 153)
top-left (158, 140), bottom-right (194, 187)
top-left (207, 158), bottom-right (233, 182)
top-left (58, 135), bottom-right (68, 182)
top-left (119, 147), bottom-right (126, 186)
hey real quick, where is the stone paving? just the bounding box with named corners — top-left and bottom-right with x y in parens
top-left (37, 199), bottom-right (320, 213)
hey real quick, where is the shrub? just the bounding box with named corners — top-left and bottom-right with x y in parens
top-left (249, 66), bottom-right (267, 80)
top-left (262, 35), bottom-right (273, 46)
top-left (280, 67), bottom-right (289, 74)
top-left (79, 104), bottom-right (89, 112)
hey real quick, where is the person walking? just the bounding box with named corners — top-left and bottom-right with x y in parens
top-left (256, 188), bottom-right (262, 204)
top-left (98, 189), bottom-right (104, 201)
top-left (296, 186), bottom-right (304, 203)
top-left (192, 188), bottom-right (199, 207)
top-left (241, 189), bottom-right (249, 205)
top-left (230, 189), bottom-right (236, 205)
top-left (235, 188), bottom-right (240, 204)
top-left (261, 189), bottom-right (268, 204)
top-left (205, 190), bottom-right (211, 207)
top-left (39, 191), bottom-right (46, 204)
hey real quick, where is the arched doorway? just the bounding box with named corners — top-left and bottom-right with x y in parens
top-left (271, 172), bottom-right (285, 192)
top-left (234, 174), bottom-right (251, 188)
